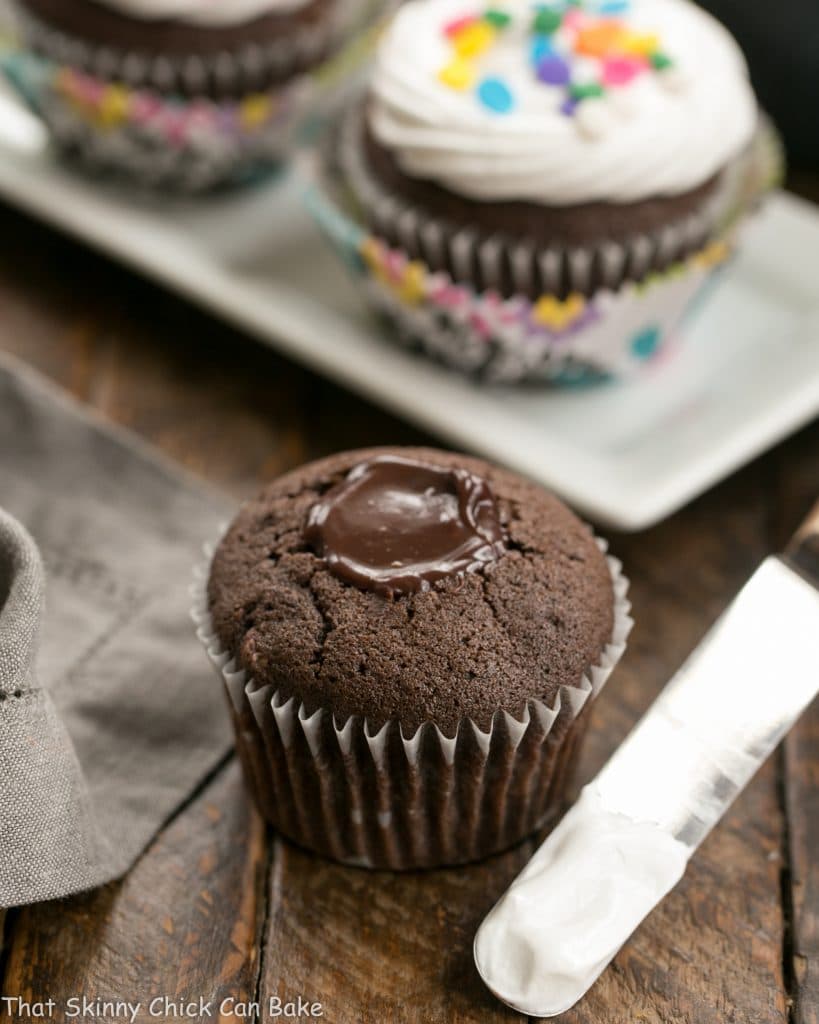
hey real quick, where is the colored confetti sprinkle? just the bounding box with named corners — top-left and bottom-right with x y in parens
top-left (575, 20), bottom-right (626, 57)
top-left (439, 57), bottom-right (477, 90)
top-left (530, 34), bottom-right (555, 63)
top-left (568, 80), bottom-right (605, 99)
top-left (537, 54), bottom-right (572, 85)
top-left (483, 8), bottom-right (512, 28)
top-left (444, 14), bottom-right (477, 37)
top-left (435, 0), bottom-right (671, 124)
top-left (532, 7), bottom-right (563, 34)
top-left (453, 19), bottom-right (496, 57)
top-left (620, 30), bottom-right (661, 56)
top-left (601, 54), bottom-right (645, 85)
top-left (650, 51), bottom-right (674, 69)
top-left (562, 8), bottom-right (588, 31)
top-left (477, 76), bottom-right (515, 112)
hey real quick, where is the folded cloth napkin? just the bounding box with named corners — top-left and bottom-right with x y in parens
top-left (0, 352), bottom-right (234, 907)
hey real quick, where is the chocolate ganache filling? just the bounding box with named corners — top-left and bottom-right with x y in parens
top-left (305, 455), bottom-right (507, 597)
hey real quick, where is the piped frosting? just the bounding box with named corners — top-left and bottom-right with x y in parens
top-left (368, 0), bottom-right (758, 204)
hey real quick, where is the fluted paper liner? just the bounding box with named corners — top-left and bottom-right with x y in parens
top-left (191, 536), bottom-right (632, 870)
top-left (306, 106), bottom-right (782, 383)
top-left (339, 105), bottom-right (727, 298)
top-left (3, 0), bottom-right (384, 190)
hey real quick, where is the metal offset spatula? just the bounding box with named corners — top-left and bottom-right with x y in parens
top-left (475, 501), bottom-right (819, 1018)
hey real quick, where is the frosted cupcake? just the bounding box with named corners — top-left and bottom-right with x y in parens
top-left (310, 0), bottom-right (780, 382)
top-left (5, 0), bottom-right (380, 189)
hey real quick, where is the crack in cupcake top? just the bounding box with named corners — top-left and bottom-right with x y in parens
top-left (206, 447), bottom-right (616, 733)
top-left (304, 454), bottom-right (508, 597)
top-left (367, 0), bottom-right (758, 204)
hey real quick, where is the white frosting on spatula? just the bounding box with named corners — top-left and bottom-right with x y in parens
top-left (474, 784), bottom-right (689, 1017)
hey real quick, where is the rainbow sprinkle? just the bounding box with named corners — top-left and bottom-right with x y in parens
top-left (436, 0), bottom-right (675, 119)
top-left (477, 76), bottom-right (514, 112)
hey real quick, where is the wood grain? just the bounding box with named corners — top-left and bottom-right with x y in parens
top-left (787, 708), bottom-right (819, 1024)
top-left (766, 420), bottom-right (819, 1024)
top-left (0, 762), bottom-right (265, 1024)
top-left (260, 839), bottom-right (531, 1024)
top-left (0, 202), bottom-right (430, 498)
top-left (0, 193), bottom-right (817, 1024)
top-left (785, 497), bottom-right (819, 582)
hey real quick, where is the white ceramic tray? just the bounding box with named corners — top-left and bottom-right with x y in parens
top-left (1, 84), bottom-right (818, 531)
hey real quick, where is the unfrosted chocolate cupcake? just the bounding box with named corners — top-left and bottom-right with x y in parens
top-left (196, 447), bottom-right (631, 869)
top-left (9, 0), bottom-right (377, 189)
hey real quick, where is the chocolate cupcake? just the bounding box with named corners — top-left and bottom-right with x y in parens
top-left (193, 447), bottom-right (631, 869)
top-left (309, 0), bottom-right (781, 382)
top-left (5, 0), bottom-right (380, 189)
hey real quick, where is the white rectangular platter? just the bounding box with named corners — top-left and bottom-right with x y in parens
top-left (1, 84), bottom-right (818, 531)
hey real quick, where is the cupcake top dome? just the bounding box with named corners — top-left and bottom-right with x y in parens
top-left (87, 0), bottom-right (311, 26)
top-left (207, 447), bottom-right (615, 734)
top-left (368, 0), bottom-right (758, 205)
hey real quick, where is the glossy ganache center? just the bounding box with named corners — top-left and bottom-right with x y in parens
top-left (305, 455), bottom-right (507, 597)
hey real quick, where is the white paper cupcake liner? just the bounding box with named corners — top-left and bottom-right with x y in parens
top-left (190, 534), bottom-right (632, 870)
top-left (305, 106), bottom-right (782, 384)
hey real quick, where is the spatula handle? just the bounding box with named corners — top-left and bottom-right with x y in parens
top-left (785, 499), bottom-right (819, 582)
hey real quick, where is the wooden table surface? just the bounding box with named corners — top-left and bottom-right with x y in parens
top-left (0, 183), bottom-right (817, 1024)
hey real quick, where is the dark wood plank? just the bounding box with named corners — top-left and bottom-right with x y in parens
top-left (251, 460), bottom-right (789, 1023)
top-left (260, 839), bottom-right (531, 1024)
top-left (787, 708), bottom-right (819, 1024)
top-left (0, 201), bottom-right (430, 499)
top-left (556, 466), bottom-right (788, 1024)
top-left (767, 419), bottom-right (819, 1024)
top-left (0, 761), bottom-right (265, 1024)
top-left (0, 195), bottom-right (815, 1024)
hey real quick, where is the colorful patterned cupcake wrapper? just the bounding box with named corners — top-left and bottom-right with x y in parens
top-left (1, 0), bottom-right (387, 190)
top-left (306, 108), bottom-right (782, 383)
top-left (1, 49), bottom-right (312, 188)
top-left (340, 105), bottom-right (733, 297)
top-left (191, 537), bottom-right (632, 870)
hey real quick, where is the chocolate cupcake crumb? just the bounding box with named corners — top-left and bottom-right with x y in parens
top-left (208, 447), bottom-right (614, 735)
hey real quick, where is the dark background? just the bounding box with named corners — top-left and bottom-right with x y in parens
top-left (699, 0), bottom-right (819, 168)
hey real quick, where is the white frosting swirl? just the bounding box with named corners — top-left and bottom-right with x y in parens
top-left (369, 0), bottom-right (758, 204)
top-left (92, 0), bottom-right (311, 26)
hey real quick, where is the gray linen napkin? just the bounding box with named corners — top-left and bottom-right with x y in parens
top-left (0, 352), bottom-right (234, 907)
